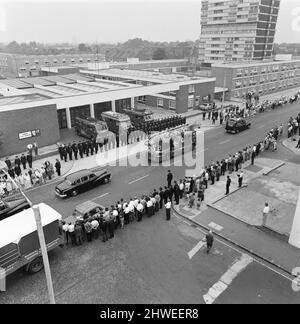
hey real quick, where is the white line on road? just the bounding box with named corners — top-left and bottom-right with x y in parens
top-left (203, 254), bottom-right (253, 304)
top-left (91, 192), bottom-right (110, 201)
top-left (188, 239), bottom-right (206, 259)
top-left (219, 139), bottom-right (231, 145)
top-left (172, 213), bottom-right (295, 283)
top-left (257, 124), bottom-right (266, 129)
top-left (128, 174), bottom-right (149, 185)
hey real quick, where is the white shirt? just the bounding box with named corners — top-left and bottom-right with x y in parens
top-left (124, 206), bottom-right (130, 214)
top-left (165, 202), bottom-right (172, 209)
top-left (128, 202), bottom-right (135, 212)
top-left (68, 224), bottom-right (75, 233)
top-left (151, 197), bottom-right (156, 205)
top-left (62, 224), bottom-right (69, 232)
top-left (91, 220), bottom-right (99, 230)
top-left (179, 183), bottom-right (184, 191)
top-left (137, 203), bottom-right (144, 212)
top-left (112, 210), bottom-right (118, 217)
top-left (147, 200), bottom-right (153, 207)
top-left (263, 206), bottom-right (270, 214)
top-left (134, 199), bottom-right (139, 207)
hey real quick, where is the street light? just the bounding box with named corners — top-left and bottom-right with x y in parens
top-left (0, 161), bottom-right (55, 304)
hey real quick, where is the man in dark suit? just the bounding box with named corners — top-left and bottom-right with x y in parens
top-left (67, 143), bottom-right (73, 161)
top-left (173, 181), bottom-right (180, 205)
top-left (159, 187), bottom-right (164, 209)
top-left (167, 170), bottom-right (173, 188)
top-left (5, 158), bottom-right (11, 170)
top-left (72, 142), bottom-right (78, 160)
top-left (14, 156), bottom-right (21, 168)
top-left (225, 176), bottom-right (231, 195)
top-left (163, 186), bottom-right (169, 205)
top-left (15, 165), bottom-right (21, 177)
top-left (78, 142), bottom-right (84, 158)
top-left (20, 154), bottom-right (27, 170)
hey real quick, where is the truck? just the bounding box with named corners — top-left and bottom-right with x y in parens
top-left (0, 203), bottom-right (63, 291)
top-left (101, 111), bottom-right (132, 134)
top-left (74, 117), bottom-right (109, 144)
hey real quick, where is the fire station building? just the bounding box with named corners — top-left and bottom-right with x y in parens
top-left (0, 70), bottom-right (216, 157)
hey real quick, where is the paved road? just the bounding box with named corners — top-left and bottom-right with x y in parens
top-left (1, 101), bottom-right (300, 304)
top-left (1, 208), bottom-right (299, 304)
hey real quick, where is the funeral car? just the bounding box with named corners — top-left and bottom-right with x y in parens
top-left (225, 118), bottom-right (251, 134)
top-left (55, 168), bottom-right (111, 198)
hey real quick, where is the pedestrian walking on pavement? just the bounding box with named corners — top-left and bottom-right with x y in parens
top-left (225, 176), bottom-right (231, 195)
top-left (206, 230), bottom-right (214, 254)
top-left (165, 198), bottom-right (172, 220)
top-left (262, 202), bottom-right (270, 227)
top-left (237, 172), bottom-right (243, 188)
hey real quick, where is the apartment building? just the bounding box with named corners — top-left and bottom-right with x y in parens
top-left (0, 53), bottom-right (105, 78)
top-left (211, 59), bottom-right (300, 98)
top-left (199, 0), bottom-right (281, 64)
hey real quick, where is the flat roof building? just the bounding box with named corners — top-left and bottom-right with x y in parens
top-left (211, 59), bottom-right (300, 99)
top-left (0, 71), bottom-right (216, 156)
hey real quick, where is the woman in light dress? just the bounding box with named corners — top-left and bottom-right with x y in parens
top-left (23, 172), bottom-right (32, 189)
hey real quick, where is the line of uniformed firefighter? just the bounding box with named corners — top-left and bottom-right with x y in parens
top-left (58, 139), bottom-right (105, 162)
top-left (130, 115), bottom-right (186, 134)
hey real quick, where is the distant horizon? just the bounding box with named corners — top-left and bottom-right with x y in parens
top-left (0, 0), bottom-right (299, 44)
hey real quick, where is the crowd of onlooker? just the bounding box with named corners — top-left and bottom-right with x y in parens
top-left (287, 113), bottom-right (300, 138)
top-left (60, 121), bottom-right (283, 247)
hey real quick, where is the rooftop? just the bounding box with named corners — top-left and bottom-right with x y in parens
top-left (212, 59), bottom-right (300, 69)
top-left (81, 68), bottom-right (213, 84)
top-left (0, 93), bottom-right (50, 107)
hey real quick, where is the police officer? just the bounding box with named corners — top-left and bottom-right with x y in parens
top-left (58, 144), bottom-right (64, 160)
top-left (62, 145), bottom-right (68, 162)
top-left (78, 142), bottom-right (84, 159)
top-left (5, 157), bottom-right (11, 170)
top-left (72, 142), bottom-right (78, 160)
top-left (67, 143), bottom-right (73, 161)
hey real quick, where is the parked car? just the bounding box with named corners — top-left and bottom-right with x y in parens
top-left (55, 168), bottom-right (111, 198)
top-left (0, 194), bottom-right (30, 221)
top-left (64, 200), bottom-right (106, 224)
top-left (225, 118), bottom-right (251, 134)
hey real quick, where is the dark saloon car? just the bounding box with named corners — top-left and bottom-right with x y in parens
top-left (0, 194), bottom-right (30, 221)
top-left (225, 118), bottom-right (251, 134)
top-left (55, 168), bottom-right (111, 198)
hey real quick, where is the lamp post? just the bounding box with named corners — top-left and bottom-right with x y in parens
top-left (0, 161), bottom-right (55, 304)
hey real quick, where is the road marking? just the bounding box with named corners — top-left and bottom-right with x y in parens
top-left (188, 239), bottom-right (206, 259)
top-left (91, 192), bottom-right (110, 201)
top-left (203, 254), bottom-right (253, 304)
top-left (172, 213), bottom-right (295, 283)
top-left (219, 139), bottom-right (230, 145)
top-left (257, 124), bottom-right (265, 129)
top-left (208, 222), bottom-right (223, 232)
top-left (128, 174), bottom-right (149, 184)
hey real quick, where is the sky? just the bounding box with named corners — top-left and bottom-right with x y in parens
top-left (0, 0), bottom-right (299, 44)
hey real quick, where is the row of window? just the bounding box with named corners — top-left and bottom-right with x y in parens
top-left (235, 64), bottom-right (300, 77)
top-left (234, 77), bottom-right (300, 90)
top-left (233, 79), bottom-right (300, 97)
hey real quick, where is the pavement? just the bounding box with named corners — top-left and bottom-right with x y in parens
top-left (172, 156), bottom-right (300, 275)
top-left (282, 138), bottom-right (300, 156)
